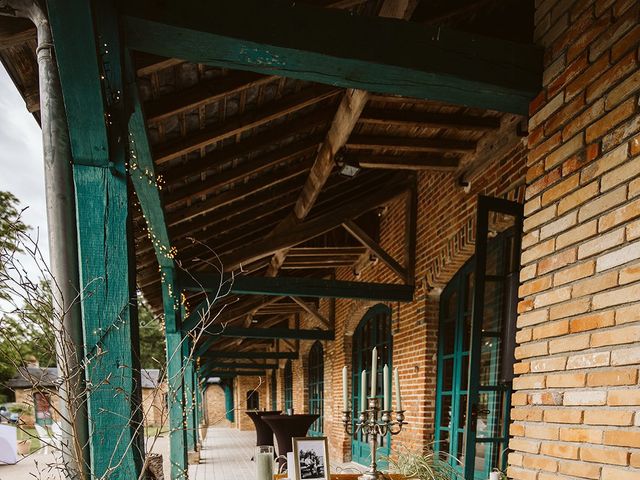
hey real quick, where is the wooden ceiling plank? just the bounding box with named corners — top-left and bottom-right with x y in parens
top-left (163, 135), bottom-right (322, 206)
top-left (158, 106), bottom-right (333, 184)
top-left (146, 71), bottom-right (276, 123)
top-left (220, 175), bottom-right (409, 271)
top-left (154, 85), bottom-right (340, 164)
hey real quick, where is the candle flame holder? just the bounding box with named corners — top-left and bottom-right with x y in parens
top-left (342, 397), bottom-right (407, 480)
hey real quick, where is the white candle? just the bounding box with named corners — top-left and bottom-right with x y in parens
top-left (394, 367), bottom-right (402, 411)
top-left (256, 452), bottom-right (273, 480)
top-left (383, 364), bottom-right (390, 411)
top-left (342, 366), bottom-right (348, 410)
top-left (489, 473), bottom-right (500, 480)
top-left (360, 370), bottom-right (367, 412)
top-left (370, 347), bottom-right (378, 397)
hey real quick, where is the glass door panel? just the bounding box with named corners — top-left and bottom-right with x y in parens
top-left (464, 196), bottom-right (522, 480)
top-left (351, 304), bottom-right (392, 466)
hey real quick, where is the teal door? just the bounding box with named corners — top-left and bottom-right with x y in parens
top-left (308, 341), bottom-right (324, 436)
top-left (284, 360), bottom-right (293, 411)
top-left (351, 304), bottom-right (392, 465)
top-left (435, 196), bottom-right (522, 480)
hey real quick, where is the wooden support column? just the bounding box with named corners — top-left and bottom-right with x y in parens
top-left (162, 267), bottom-right (188, 479)
top-left (47, 0), bottom-right (144, 476)
top-left (182, 335), bottom-right (197, 455)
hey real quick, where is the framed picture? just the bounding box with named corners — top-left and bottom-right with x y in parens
top-left (292, 436), bottom-right (330, 480)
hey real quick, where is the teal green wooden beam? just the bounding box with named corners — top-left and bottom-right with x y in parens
top-left (124, 53), bottom-right (174, 268)
top-left (120, 0), bottom-right (542, 114)
top-left (182, 300), bottom-right (211, 332)
top-left (48, 0), bottom-right (144, 476)
top-left (47, 0), bottom-right (109, 167)
top-left (162, 268), bottom-right (188, 479)
top-left (212, 327), bottom-right (334, 341)
top-left (208, 370), bottom-right (267, 377)
top-left (201, 361), bottom-right (278, 370)
top-left (204, 351), bottom-right (298, 360)
top-left (181, 274), bottom-right (414, 303)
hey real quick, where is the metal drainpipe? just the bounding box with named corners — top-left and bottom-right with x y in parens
top-left (0, 1), bottom-right (88, 478)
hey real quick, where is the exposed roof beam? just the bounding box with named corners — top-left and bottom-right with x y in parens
top-left (219, 175), bottom-right (409, 271)
top-left (358, 108), bottom-right (500, 131)
top-left (135, 54), bottom-right (183, 76)
top-left (145, 71), bottom-right (275, 123)
top-left (203, 351), bottom-right (298, 360)
top-left (183, 274), bottom-right (414, 302)
top-left (342, 219), bottom-right (407, 282)
top-left (122, 0), bottom-right (542, 114)
top-left (349, 154), bottom-right (459, 171)
top-left (164, 158), bottom-right (312, 213)
top-left (265, 89), bottom-right (369, 276)
top-left (346, 135), bottom-right (476, 153)
top-left (158, 106), bottom-right (333, 185)
top-left (206, 327), bottom-right (335, 341)
top-left (290, 296), bottom-right (330, 328)
top-left (153, 85), bottom-right (339, 164)
top-left (162, 135), bottom-right (321, 206)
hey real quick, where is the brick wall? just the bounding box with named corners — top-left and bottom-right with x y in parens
top-left (204, 384), bottom-right (233, 427)
top-left (510, 1), bottom-right (640, 479)
top-left (288, 132), bottom-right (528, 463)
top-left (235, 375), bottom-right (268, 431)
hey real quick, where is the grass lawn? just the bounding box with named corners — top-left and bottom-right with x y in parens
top-left (145, 425), bottom-right (169, 438)
top-left (16, 426), bottom-right (42, 454)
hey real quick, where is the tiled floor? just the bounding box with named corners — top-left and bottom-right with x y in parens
top-left (190, 427), bottom-right (367, 479)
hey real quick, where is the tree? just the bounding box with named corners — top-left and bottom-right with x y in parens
top-left (0, 191), bottom-right (28, 301)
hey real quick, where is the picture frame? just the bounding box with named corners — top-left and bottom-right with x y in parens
top-left (292, 436), bottom-right (330, 480)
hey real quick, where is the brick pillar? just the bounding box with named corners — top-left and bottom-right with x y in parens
top-left (512, 1), bottom-right (640, 479)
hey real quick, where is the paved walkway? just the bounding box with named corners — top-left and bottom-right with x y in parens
top-left (0, 427), bottom-right (367, 479)
top-left (190, 427), bottom-right (367, 479)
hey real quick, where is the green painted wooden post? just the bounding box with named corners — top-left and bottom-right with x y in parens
top-left (47, 0), bottom-right (144, 476)
top-left (182, 335), bottom-right (197, 453)
top-left (162, 267), bottom-right (188, 479)
top-left (223, 381), bottom-right (235, 423)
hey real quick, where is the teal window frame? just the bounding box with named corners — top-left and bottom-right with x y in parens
top-left (284, 360), bottom-right (293, 411)
top-left (351, 304), bottom-right (392, 466)
top-left (308, 341), bottom-right (324, 436)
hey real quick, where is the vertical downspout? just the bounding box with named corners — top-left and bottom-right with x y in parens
top-left (0, 1), bottom-right (88, 478)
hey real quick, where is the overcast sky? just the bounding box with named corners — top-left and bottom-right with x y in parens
top-left (0, 63), bottom-right (49, 284)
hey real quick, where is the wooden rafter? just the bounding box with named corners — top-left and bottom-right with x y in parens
top-left (358, 108), bottom-right (500, 131)
top-left (262, 1), bottom-right (419, 278)
top-left (157, 106), bottom-right (333, 184)
top-left (163, 135), bottom-right (321, 206)
top-left (290, 296), bottom-right (330, 328)
top-left (219, 176), bottom-right (409, 271)
top-left (153, 85), bottom-right (340, 164)
top-left (145, 71), bottom-right (276, 123)
top-left (346, 135), bottom-right (476, 153)
top-left (342, 220), bottom-right (407, 282)
top-left (349, 154), bottom-right (459, 171)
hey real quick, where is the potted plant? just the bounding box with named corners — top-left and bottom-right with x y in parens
top-left (384, 446), bottom-right (464, 480)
